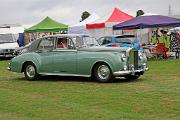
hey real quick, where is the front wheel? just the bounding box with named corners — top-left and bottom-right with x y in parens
top-left (124, 75), bottom-right (140, 80)
top-left (24, 63), bottom-right (39, 80)
top-left (93, 63), bottom-right (114, 83)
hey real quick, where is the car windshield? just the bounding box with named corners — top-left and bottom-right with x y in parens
top-left (73, 36), bottom-right (99, 48)
top-left (0, 34), bottom-right (17, 44)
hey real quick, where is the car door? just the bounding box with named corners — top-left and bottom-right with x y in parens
top-left (36, 37), bottom-right (55, 73)
top-left (52, 37), bottom-right (77, 75)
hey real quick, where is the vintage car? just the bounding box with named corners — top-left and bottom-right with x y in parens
top-left (8, 34), bottom-right (148, 82)
top-left (97, 35), bottom-right (143, 51)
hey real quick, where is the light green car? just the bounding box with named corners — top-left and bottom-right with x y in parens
top-left (9, 34), bottom-right (148, 82)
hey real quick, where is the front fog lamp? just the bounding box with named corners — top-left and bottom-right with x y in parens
top-left (142, 63), bottom-right (147, 67)
top-left (123, 65), bottom-right (127, 71)
top-left (121, 54), bottom-right (127, 62)
top-left (138, 52), bottom-right (143, 60)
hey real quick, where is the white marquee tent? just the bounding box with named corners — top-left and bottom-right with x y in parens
top-left (68, 13), bottom-right (100, 34)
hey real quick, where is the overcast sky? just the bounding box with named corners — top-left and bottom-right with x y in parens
top-left (0, 0), bottom-right (180, 27)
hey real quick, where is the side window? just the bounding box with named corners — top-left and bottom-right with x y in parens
top-left (56, 37), bottom-right (75, 49)
top-left (97, 37), bottom-right (112, 45)
top-left (38, 37), bottom-right (54, 50)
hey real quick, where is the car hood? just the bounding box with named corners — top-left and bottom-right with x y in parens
top-left (78, 46), bottom-right (131, 52)
top-left (0, 42), bottom-right (19, 49)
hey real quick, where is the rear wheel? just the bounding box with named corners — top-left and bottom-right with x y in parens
top-left (124, 75), bottom-right (140, 80)
top-left (93, 63), bottom-right (114, 83)
top-left (24, 63), bottom-right (38, 80)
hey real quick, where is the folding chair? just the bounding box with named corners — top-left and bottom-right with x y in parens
top-left (151, 43), bottom-right (169, 59)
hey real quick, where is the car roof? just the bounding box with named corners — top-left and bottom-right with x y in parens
top-left (42, 34), bottom-right (90, 38)
top-left (101, 35), bottom-right (135, 38)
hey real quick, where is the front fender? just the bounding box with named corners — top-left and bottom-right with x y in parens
top-left (91, 52), bottom-right (124, 73)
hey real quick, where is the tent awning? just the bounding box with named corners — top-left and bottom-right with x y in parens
top-left (25, 17), bottom-right (68, 33)
top-left (113, 15), bottom-right (180, 30)
top-left (86, 8), bottom-right (134, 29)
top-left (68, 13), bottom-right (100, 34)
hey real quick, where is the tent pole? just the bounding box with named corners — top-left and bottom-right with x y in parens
top-left (112, 28), bottom-right (114, 35)
top-left (36, 32), bottom-right (38, 39)
top-left (140, 26), bottom-right (143, 44)
top-left (156, 28), bottom-right (159, 43)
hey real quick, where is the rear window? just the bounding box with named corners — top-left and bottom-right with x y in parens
top-left (38, 37), bottom-right (55, 50)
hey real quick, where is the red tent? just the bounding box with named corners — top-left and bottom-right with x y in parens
top-left (86, 8), bottom-right (134, 29)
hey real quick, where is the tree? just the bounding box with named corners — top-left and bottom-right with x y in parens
top-left (80, 11), bottom-right (91, 22)
top-left (136, 10), bottom-right (145, 17)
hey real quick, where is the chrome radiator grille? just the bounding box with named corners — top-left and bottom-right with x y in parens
top-left (128, 49), bottom-right (138, 70)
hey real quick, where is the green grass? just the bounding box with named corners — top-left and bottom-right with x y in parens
top-left (0, 60), bottom-right (180, 120)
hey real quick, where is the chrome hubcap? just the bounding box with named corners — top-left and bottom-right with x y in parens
top-left (26, 65), bottom-right (35, 78)
top-left (97, 65), bottom-right (110, 80)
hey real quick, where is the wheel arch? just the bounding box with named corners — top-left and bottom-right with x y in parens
top-left (21, 61), bottom-right (37, 72)
top-left (91, 61), bottom-right (113, 77)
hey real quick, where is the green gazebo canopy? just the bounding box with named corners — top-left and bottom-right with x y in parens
top-left (25, 16), bottom-right (68, 33)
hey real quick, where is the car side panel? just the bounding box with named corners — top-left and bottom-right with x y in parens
top-left (51, 50), bottom-right (77, 74)
top-left (76, 51), bottom-right (124, 76)
top-left (10, 50), bottom-right (126, 77)
top-left (10, 53), bottom-right (41, 73)
top-left (37, 52), bottom-right (54, 73)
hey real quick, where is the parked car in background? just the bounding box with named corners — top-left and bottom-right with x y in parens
top-left (0, 33), bottom-right (19, 58)
top-left (97, 35), bottom-right (143, 51)
top-left (9, 34), bottom-right (148, 83)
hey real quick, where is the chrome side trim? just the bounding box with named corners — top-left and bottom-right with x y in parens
top-left (52, 49), bottom-right (77, 52)
top-left (113, 67), bottom-right (149, 76)
top-left (39, 72), bottom-right (91, 77)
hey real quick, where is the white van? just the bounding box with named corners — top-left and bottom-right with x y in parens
top-left (0, 33), bottom-right (19, 58)
top-left (0, 25), bottom-right (24, 58)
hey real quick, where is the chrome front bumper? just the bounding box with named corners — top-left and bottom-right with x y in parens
top-left (113, 67), bottom-right (149, 76)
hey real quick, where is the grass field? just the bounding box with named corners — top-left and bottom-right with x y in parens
top-left (0, 60), bottom-right (180, 120)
